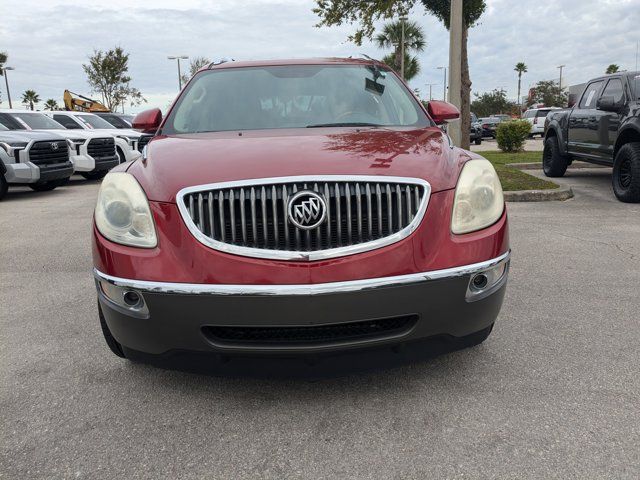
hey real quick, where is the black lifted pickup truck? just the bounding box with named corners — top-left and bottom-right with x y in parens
top-left (543, 71), bottom-right (640, 202)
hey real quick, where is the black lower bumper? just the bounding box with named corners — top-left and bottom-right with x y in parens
top-left (38, 161), bottom-right (74, 182)
top-left (95, 254), bottom-right (510, 356)
top-left (93, 155), bottom-right (119, 172)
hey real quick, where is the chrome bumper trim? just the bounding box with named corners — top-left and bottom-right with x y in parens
top-left (93, 251), bottom-right (510, 297)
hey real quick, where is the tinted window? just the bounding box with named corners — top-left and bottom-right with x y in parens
top-left (164, 65), bottom-right (432, 134)
top-left (579, 81), bottom-right (604, 109)
top-left (99, 114), bottom-right (131, 128)
top-left (536, 110), bottom-right (551, 118)
top-left (601, 78), bottom-right (624, 103)
top-left (11, 113), bottom-right (65, 130)
top-left (75, 114), bottom-right (115, 129)
top-left (53, 114), bottom-right (83, 129)
top-left (0, 113), bottom-right (27, 130)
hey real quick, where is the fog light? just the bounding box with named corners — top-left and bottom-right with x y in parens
top-left (98, 280), bottom-right (148, 315)
top-left (466, 260), bottom-right (509, 301)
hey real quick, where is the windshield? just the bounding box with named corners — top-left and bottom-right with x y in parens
top-left (163, 65), bottom-right (431, 134)
top-left (12, 113), bottom-right (65, 130)
top-left (75, 114), bottom-right (115, 129)
top-left (100, 114), bottom-right (131, 128)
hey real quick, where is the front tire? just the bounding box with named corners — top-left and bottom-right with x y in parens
top-left (29, 181), bottom-right (59, 192)
top-left (543, 135), bottom-right (568, 177)
top-left (98, 304), bottom-right (126, 358)
top-left (0, 175), bottom-right (8, 200)
top-left (474, 138), bottom-right (482, 145)
top-left (612, 142), bottom-right (640, 203)
top-left (81, 170), bottom-right (108, 181)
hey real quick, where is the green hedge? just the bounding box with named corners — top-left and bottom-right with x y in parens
top-left (496, 120), bottom-right (531, 153)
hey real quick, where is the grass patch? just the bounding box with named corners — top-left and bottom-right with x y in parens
top-left (480, 151), bottom-right (557, 191)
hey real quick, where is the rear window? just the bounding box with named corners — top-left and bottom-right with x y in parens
top-left (536, 110), bottom-right (551, 118)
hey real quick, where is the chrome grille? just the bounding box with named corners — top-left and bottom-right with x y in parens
top-left (178, 176), bottom-right (430, 261)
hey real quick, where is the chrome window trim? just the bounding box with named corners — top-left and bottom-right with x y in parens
top-left (176, 175), bottom-right (432, 261)
top-left (94, 250), bottom-right (510, 297)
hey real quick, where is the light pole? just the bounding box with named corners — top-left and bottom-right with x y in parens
top-left (168, 55), bottom-right (189, 91)
top-left (447, 0), bottom-right (463, 147)
top-left (425, 83), bottom-right (439, 101)
top-left (437, 66), bottom-right (447, 101)
top-left (557, 64), bottom-right (566, 90)
top-left (1, 66), bottom-right (14, 109)
top-left (399, 14), bottom-right (408, 80)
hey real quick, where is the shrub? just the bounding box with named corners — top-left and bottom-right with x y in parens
top-left (496, 120), bottom-right (531, 152)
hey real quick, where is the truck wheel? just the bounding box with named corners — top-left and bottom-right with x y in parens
top-left (474, 138), bottom-right (482, 145)
top-left (98, 304), bottom-right (126, 358)
top-left (29, 181), bottom-right (59, 192)
top-left (0, 175), bottom-right (8, 201)
top-left (81, 170), bottom-right (108, 181)
top-left (612, 143), bottom-right (640, 203)
top-left (543, 136), bottom-right (568, 177)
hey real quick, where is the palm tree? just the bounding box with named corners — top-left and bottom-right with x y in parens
top-left (44, 99), bottom-right (59, 111)
top-left (606, 64), bottom-right (620, 74)
top-left (382, 52), bottom-right (420, 81)
top-left (21, 90), bottom-right (40, 110)
top-left (514, 62), bottom-right (528, 110)
top-left (375, 20), bottom-right (426, 79)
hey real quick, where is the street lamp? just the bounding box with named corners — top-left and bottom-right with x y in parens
top-left (425, 83), bottom-right (439, 101)
top-left (557, 64), bottom-right (566, 90)
top-left (167, 55), bottom-right (189, 91)
top-left (399, 13), bottom-right (408, 80)
top-left (437, 66), bottom-right (447, 101)
top-left (1, 66), bottom-right (15, 109)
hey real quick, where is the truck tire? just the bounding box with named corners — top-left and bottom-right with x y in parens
top-left (612, 142), bottom-right (640, 203)
top-left (474, 138), bottom-right (482, 145)
top-left (543, 136), bottom-right (568, 177)
top-left (98, 304), bottom-right (126, 358)
top-left (0, 175), bottom-right (8, 201)
top-left (29, 181), bottom-right (59, 192)
top-left (81, 170), bottom-right (108, 181)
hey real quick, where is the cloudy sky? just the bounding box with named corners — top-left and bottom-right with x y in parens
top-left (1, 0), bottom-right (638, 113)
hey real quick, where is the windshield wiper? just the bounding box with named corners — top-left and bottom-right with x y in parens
top-left (306, 122), bottom-right (381, 128)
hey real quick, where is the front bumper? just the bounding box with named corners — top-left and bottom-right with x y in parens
top-left (95, 251), bottom-right (510, 355)
top-left (93, 155), bottom-right (119, 172)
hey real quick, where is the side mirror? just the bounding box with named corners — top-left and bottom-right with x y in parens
top-left (427, 100), bottom-right (460, 125)
top-left (132, 108), bottom-right (162, 133)
top-left (596, 96), bottom-right (623, 113)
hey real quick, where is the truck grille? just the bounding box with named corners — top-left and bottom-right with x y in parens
top-left (28, 141), bottom-right (70, 165)
top-left (202, 315), bottom-right (418, 346)
top-left (87, 137), bottom-right (115, 158)
top-left (178, 176), bottom-right (430, 261)
top-left (137, 134), bottom-right (152, 152)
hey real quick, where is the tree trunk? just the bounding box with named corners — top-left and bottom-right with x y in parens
top-left (517, 74), bottom-right (522, 111)
top-left (459, 21), bottom-right (471, 150)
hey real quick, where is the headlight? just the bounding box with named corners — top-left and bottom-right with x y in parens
top-left (0, 141), bottom-right (28, 158)
top-left (451, 159), bottom-right (504, 234)
top-left (95, 172), bottom-right (157, 248)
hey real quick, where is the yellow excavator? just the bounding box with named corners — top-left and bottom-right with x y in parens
top-left (63, 90), bottom-right (110, 112)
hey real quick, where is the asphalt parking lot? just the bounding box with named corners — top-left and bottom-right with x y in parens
top-left (1, 169), bottom-right (639, 479)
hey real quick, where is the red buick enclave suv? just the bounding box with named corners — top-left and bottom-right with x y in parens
top-left (92, 58), bottom-right (509, 362)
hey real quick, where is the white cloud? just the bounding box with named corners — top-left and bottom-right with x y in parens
top-left (0, 0), bottom-right (638, 112)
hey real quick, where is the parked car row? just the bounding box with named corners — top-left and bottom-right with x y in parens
top-left (0, 110), bottom-right (150, 200)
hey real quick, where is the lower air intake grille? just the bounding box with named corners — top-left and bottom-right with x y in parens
top-left (202, 315), bottom-right (418, 346)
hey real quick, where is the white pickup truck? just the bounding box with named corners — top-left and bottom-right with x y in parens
top-left (47, 111), bottom-right (143, 164)
top-left (0, 125), bottom-right (74, 200)
top-left (0, 110), bottom-right (119, 180)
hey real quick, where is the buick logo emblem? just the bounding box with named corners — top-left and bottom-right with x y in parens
top-left (288, 190), bottom-right (327, 230)
top-left (50, 142), bottom-right (59, 151)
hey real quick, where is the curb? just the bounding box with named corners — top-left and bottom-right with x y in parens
top-left (504, 186), bottom-right (573, 202)
top-left (507, 162), bottom-right (608, 170)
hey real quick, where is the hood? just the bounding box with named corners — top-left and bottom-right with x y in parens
top-left (128, 127), bottom-right (472, 203)
top-left (30, 129), bottom-right (113, 140)
top-left (0, 130), bottom-right (68, 143)
top-left (82, 128), bottom-right (142, 138)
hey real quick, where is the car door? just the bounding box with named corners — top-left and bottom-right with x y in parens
top-left (594, 77), bottom-right (625, 160)
top-left (568, 79), bottom-right (604, 156)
